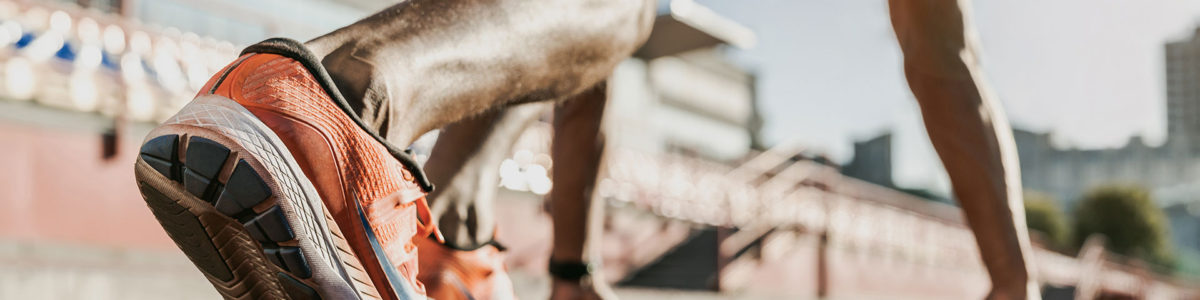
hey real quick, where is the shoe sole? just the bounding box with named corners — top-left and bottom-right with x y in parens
top-left (134, 95), bottom-right (380, 300)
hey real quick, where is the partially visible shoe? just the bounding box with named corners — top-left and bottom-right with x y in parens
top-left (417, 238), bottom-right (516, 300)
top-left (134, 38), bottom-right (438, 299)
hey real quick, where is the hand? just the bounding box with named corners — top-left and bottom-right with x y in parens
top-left (550, 275), bottom-right (618, 300)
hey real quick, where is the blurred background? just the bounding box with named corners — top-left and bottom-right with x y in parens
top-left (3, 0), bottom-right (1200, 299)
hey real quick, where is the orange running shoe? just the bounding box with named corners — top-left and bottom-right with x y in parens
top-left (416, 238), bottom-right (516, 300)
top-left (134, 38), bottom-right (438, 300)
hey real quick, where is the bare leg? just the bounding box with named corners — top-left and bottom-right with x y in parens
top-left (304, 0), bottom-right (655, 147)
top-left (424, 103), bottom-right (549, 249)
top-left (548, 85), bottom-right (613, 300)
top-left (888, 1), bottom-right (1038, 299)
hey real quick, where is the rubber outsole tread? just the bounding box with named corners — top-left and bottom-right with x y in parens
top-left (138, 134), bottom-right (320, 299)
top-left (140, 134), bottom-right (180, 180)
top-left (279, 272), bottom-right (321, 300)
top-left (185, 137), bottom-right (231, 178)
top-left (216, 160), bottom-right (272, 216)
top-left (244, 206), bottom-right (295, 243)
top-left (139, 185), bottom-right (234, 282)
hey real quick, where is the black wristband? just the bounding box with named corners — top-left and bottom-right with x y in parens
top-left (548, 260), bottom-right (595, 281)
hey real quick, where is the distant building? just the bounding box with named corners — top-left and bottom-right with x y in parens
top-left (842, 118), bottom-right (1200, 210)
top-left (1166, 28), bottom-right (1200, 154)
top-left (1011, 130), bottom-right (1199, 207)
top-left (1014, 28), bottom-right (1200, 208)
top-left (606, 6), bottom-right (761, 164)
top-left (842, 132), bottom-right (894, 187)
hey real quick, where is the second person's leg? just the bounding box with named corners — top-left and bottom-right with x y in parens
top-left (888, 0), bottom-right (1038, 299)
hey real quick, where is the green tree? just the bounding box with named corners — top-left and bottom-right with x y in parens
top-left (1072, 184), bottom-right (1173, 268)
top-left (1023, 191), bottom-right (1069, 250)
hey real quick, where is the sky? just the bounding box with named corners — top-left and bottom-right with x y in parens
top-left (695, 0), bottom-right (1200, 195)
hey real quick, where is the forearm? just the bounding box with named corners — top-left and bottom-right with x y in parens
top-left (308, 0), bottom-right (653, 144)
